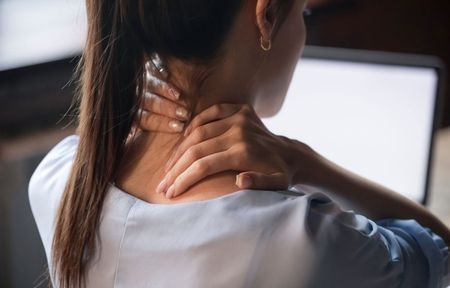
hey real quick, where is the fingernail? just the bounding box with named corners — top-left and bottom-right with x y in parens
top-left (169, 121), bottom-right (184, 132)
top-left (175, 107), bottom-right (189, 120)
top-left (242, 175), bottom-right (253, 188)
top-left (156, 179), bottom-right (167, 194)
top-left (169, 88), bottom-right (180, 100)
top-left (165, 185), bottom-right (175, 199)
top-left (237, 174), bottom-right (253, 188)
top-left (184, 126), bottom-right (191, 137)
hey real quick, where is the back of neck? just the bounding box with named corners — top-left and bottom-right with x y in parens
top-left (116, 131), bottom-right (241, 204)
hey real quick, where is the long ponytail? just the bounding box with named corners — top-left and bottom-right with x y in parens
top-left (51, 0), bottom-right (144, 286)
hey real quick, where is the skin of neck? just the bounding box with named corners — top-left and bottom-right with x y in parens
top-left (116, 3), bottom-right (266, 203)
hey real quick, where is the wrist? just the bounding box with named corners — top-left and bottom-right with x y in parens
top-left (282, 137), bottom-right (323, 186)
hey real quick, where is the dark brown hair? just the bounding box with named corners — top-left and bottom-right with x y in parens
top-left (52, 0), bottom-right (294, 287)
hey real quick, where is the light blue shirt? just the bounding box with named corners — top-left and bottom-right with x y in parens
top-left (29, 136), bottom-right (449, 287)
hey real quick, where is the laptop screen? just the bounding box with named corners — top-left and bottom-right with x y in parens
top-left (263, 52), bottom-right (440, 204)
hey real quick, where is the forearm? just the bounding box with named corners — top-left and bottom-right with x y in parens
top-left (288, 140), bottom-right (450, 247)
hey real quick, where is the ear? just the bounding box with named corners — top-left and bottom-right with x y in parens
top-left (255, 0), bottom-right (277, 42)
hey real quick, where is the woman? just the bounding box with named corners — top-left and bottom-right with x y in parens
top-left (29, 0), bottom-right (449, 287)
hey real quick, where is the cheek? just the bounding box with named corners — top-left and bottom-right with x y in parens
top-left (255, 13), bottom-right (306, 118)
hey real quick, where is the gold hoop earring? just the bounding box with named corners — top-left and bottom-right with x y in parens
top-left (260, 36), bottom-right (272, 51)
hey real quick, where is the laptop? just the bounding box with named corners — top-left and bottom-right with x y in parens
top-left (263, 46), bottom-right (445, 205)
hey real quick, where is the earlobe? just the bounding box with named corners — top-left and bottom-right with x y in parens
top-left (255, 0), bottom-right (275, 42)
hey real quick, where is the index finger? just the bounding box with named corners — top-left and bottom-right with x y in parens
top-left (184, 103), bottom-right (242, 136)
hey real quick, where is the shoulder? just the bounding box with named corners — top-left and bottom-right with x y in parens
top-left (225, 187), bottom-right (339, 241)
top-left (28, 135), bottom-right (79, 254)
top-left (290, 185), bottom-right (449, 288)
top-left (29, 135), bottom-right (79, 202)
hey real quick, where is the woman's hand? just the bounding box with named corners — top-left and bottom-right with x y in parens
top-left (156, 104), bottom-right (316, 199)
top-left (138, 62), bottom-right (315, 199)
top-left (138, 61), bottom-right (191, 133)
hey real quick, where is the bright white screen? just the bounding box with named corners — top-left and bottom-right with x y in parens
top-left (263, 59), bottom-right (438, 203)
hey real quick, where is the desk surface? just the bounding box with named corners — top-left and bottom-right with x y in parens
top-left (429, 128), bottom-right (450, 226)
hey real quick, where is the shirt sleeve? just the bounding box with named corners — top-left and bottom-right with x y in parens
top-left (305, 193), bottom-right (450, 288)
top-left (376, 219), bottom-right (450, 288)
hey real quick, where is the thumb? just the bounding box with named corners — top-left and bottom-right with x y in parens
top-left (236, 171), bottom-right (289, 191)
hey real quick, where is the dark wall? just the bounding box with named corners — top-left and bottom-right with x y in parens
top-left (0, 154), bottom-right (49, 288)
top-left (0, 59), bottom-right (77, 139)
top-left (306, 0), bottom-right (450, 128)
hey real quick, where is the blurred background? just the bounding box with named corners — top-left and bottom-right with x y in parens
top-left (0, 0), bottom-right (449, 287)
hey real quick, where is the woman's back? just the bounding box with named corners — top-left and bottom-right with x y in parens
top-left (29, 136), bottom-right (449, 287)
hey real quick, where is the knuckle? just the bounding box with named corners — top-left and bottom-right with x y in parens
top-left (145, 113), bottom-right (156, 127)
top-left (231, 120), bottom-right (248, 138)
top-left (144, 91), bottom-right (156, 104)
top-left (189, 119), bottom-right (199, 130)
top-left (233, 126), bottom-right (246, 141)
top-left (235, 113), bottom-right (246, 126)
top-left (139, 117), bottom-right (149, 129)
top-left (186, 146), bottom-right (200, 161)
top-left (232, 146), bottom-right (250, 166)
top-left (231, 103), bottom-right (241, 111)
top-left (193, 127), bottom-right (207, 140)
top-left (242, 104), bottom-right (254, 116)
top-left (147, 95), bottom-right (157, 108)
top-left (136, 109), bottom-right (145, 120)
top-left (194, 160), bottom-right (208, 174)
top-left (212, 104), bottom-right (223, 115)
top-left (240, 104), bottom-right (252, 115)
top-left (143, 114), bottom-right (153, 127)
top-left (235, 143), bottom-right (251, 157)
